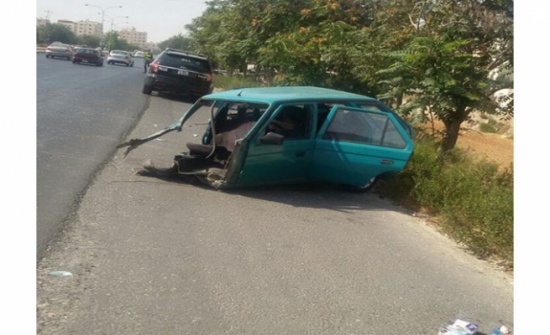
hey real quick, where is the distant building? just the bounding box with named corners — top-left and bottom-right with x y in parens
top-left (75, 20), bottom-right (102, 38)
top-left (56, 19), bottom-right (102, 38)
top-left (118, 27), bottom-right (148, 49)
top-left (57, 20), bottom-right (76, 34)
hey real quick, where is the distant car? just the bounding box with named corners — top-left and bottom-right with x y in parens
top-left (72, 48), bottom-right (104, 66)
top-left (134, 51), bottom-right (145, 58)
top-left (142, 48), bottom-right (214, 100)
top-left (120, 86), bottom-right (415, 192)
top-left (45, 42), bottom-right (74, 60)
top-left (107, 50), bottom-right (134, 67)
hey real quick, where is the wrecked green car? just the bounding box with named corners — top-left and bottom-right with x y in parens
top-left (118, 86), bottom-right (415, 191)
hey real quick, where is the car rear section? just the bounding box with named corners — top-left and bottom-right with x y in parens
top-left (107, 50), bottom-right (133, 66)
top-left (45, 44), bottom-right (73, 60)
top-left (72, 49), bottom-right (103, 66)
top-left (142, 49), bottom-right (214, 99)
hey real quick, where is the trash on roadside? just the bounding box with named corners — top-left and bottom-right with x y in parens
top-left (491, 325), bottom-right (510, 335)
top-left (49, 271), bottom-right (73, 277)
top-left (438, 319), bottom-right (478, 335)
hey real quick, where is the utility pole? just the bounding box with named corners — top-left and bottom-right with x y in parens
top-left (44, 10), bottom-right (53, 21)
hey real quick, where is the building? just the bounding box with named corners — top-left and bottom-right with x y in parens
top-left (56, 19), bottom-right (102, 38)
top-left (75, 20), bottom-right (102, 38)
top-left (118, 27), bottom-right (148, 49)
top-left (57, 20), bottom-right (76, 34)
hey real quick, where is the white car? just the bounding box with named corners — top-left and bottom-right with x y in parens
top-left (134, 51), bottom-right (145, 58)
top-left (107, 50), bottom-right (134, 67)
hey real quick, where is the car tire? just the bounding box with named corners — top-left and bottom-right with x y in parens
top-left (345, 176), bottom-right (379, 193)
top-left (142, 84), bottom-right (153, 95)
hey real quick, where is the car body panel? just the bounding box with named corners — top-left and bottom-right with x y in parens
top-left (45, 42), bottom-right (73, 60)
top-left (72, 48), bottom-right (104, 66)
top-left (107, 50), bottom-right (134, 66)
top-left (308, 106), bottom-right (414, 187)
top-left (119, 86), bottom-right (415, 191)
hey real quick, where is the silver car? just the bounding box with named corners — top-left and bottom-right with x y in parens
top-left (45, 42), bottom-right (74, 60)
top-left (107, 50), bottom-right (134, 67)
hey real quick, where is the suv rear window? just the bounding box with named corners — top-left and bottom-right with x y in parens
top-left (160, 53), bottom-right (211, 72)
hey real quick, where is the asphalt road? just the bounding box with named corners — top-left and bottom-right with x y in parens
top-left (37, 92), bottom-right (514, 334)
top-left (37, 54), bottom-right (149, 257)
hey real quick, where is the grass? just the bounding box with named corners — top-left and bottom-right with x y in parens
top-left (213, 74), bottom-right (264, 91)
top-left (378, 138), bottom-right (513, 268)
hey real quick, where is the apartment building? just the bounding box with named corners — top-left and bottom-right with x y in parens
top-left (56, 19), bottom-right (102, 38)
top-left (118, 27), bottom-right (148, 49)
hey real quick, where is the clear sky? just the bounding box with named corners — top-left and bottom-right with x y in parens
top-left (36, 0), bottom-right (209, 43)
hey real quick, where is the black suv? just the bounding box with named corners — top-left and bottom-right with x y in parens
top-left (142, 48), bottom-right (214, 100)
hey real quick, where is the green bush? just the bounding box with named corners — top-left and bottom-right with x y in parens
top-left (379, 138), bottom-right (513, 266)
top-left (213, 75), bottom-right (264, 91)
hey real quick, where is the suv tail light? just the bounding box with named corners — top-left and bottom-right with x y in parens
top-left (149, 61), bottom-right (160, 73)
top-left (198, 73), bottom-right (214, 82)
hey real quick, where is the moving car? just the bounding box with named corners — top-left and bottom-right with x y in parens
top-left (142, 48), bottom-right (214, 100)
top-left (107, 50), bottom-right (134, 67)
top-left (72, 48), bottom-right (104, 66)
top-left (45, 42), bottom-right (73, 60)
top-left (134, 51), bottom-right (145, 58)
top-left (118, 86), bottom-right (415, 192)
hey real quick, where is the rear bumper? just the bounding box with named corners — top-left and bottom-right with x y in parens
top-left (145, 75), bottom-right (213, 96)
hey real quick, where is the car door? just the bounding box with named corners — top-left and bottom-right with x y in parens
top-left (237, 103), bottom-right (316, 185)
top-left (308, 106), bottom-right (414, 188)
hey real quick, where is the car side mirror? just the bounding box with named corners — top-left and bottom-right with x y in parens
top-left (260, 132), bottom-right (284, 145)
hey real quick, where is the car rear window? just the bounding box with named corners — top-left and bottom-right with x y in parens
top-left (160, 53), bottom-right (211, 72)
top-left (323, 108), bottom-right (406, 148)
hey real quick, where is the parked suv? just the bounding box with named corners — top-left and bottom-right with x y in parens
top-left (142, 48), bottom-right (214, 100)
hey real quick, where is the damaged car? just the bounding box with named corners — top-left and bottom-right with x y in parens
top-left (117, 86), bottom-right (415, 192)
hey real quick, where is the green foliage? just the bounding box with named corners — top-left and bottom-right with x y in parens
top-left (213, 74), bottom-right (264, 91)
top-left (37, 23), bottom-right (77, 45)
top-left (158, 34), bottom-right (193, 52)
top-left (180, 0), bottom-right (512, 151)
top-left (379, 138), bottom-right (513, 266)
top-left (103, 32), bottom-right (139, 51)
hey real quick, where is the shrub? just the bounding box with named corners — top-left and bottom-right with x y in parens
top-left (378, 138), bottom-right (513, 266)
top-left (213, 74), bottom-right (264, 91)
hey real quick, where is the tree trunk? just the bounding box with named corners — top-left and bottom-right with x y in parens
top-left (440, 106), bottom-right (468, 152)
top-left (440, 118), bottom-right (462, 152)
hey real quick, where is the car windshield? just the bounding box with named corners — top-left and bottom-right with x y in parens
top-left (161, 53), bottom-right (210, 71)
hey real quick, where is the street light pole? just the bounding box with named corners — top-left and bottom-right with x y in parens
top-left (103, 14), bottom-right (129, 50)
top-left (84, 3), bottom-right (122, 49)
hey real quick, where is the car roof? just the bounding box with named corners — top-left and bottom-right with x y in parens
top-left (202, 86), bottom-right (380, 104)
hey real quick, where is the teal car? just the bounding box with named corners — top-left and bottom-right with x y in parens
top-left (118, 86), bottom-right (415, 192)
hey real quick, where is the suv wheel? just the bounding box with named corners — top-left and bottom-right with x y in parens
top-left (142, 84), bottom-right (153, 95)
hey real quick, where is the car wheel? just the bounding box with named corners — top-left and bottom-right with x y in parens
top-left (345, 176), bottom-right (379, 193)
top-left (142, 84), bottom-right (153, 95)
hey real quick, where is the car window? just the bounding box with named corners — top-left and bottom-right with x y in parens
top-left (160, 53), bottom-right (211, 71)
top-left (323, 108), bottom-right (406, 148)
top-left (267, 104), bottom-right (313, 140)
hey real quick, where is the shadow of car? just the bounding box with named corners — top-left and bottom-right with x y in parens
top-left (72, 48), bottom-right (104, 67)
top-left (119, 86), bottom-right (415, 192)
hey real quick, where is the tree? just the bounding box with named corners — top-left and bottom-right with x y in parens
top-left (158, 34), bottom-right (193, 51)
top-left (37, 23), bottom-right (77, 45)
top-left (378, 0), bottom-right (513, 152)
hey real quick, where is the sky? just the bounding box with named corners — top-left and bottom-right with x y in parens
top-left (36, 0), bottom-right (209, 43)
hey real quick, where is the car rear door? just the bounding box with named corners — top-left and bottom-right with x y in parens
top-left (308, 106), bottom-right (414, 187)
